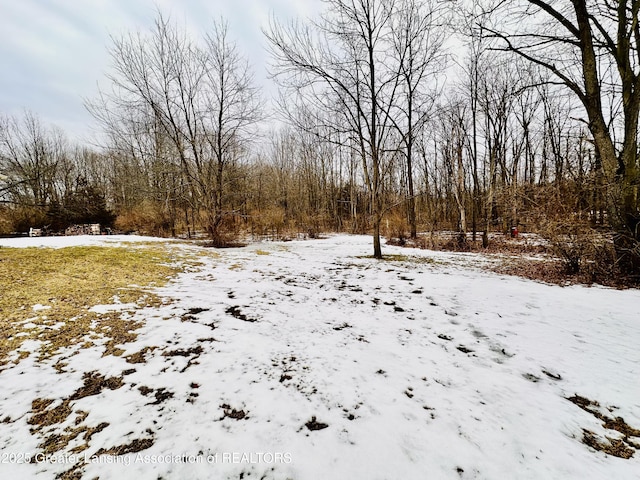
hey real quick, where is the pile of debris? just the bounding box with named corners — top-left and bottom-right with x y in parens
top-left (29, 224), bottom-right (104, 237)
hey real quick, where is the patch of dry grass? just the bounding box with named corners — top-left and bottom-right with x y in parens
top-left (567, 394), bottom-right (640, 459)
top-left (125, 346), bottom-right (157, 364)
top-left (95, 437), bottom-right (155, 456)
top-left (0, 244), bottom-right (182, 367)
top-left (0, 241), bottom-right (210, 474)
top-left (28, 371), bottom-right (125, 455)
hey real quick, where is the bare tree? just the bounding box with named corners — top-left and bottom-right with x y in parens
top-left (438, 100), bottom-right (470, 243)
top-left (86, 14), bottom-right (207, 235)
top-left (88, 13), bottom-right (261, 243)
top-left (485, 0), bottom-right (640, 271)
top-left (201, 19), bottom-right (263, 243)
top-left (266, 0), bottom-right (402, 258)
top-left (454, 3), bottom-right (496, 242)
top-left (389, 0), bottom-right (446, 238)
top-left (0, 112), bottom-right (59, 207)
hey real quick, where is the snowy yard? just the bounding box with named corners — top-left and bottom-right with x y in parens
top-left (0, 234), bottom-right (639, 479)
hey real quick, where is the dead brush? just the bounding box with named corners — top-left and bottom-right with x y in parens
top-left (382, 211), bottom-right (410, 245)
top-left (539, 221), bottom-right (619, 284)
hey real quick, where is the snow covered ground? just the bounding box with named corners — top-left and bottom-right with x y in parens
top-left (1, 234), bottom-right (639, 479)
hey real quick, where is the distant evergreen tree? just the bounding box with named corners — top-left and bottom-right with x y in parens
top-left (46, 177), bottom-right (115, 231)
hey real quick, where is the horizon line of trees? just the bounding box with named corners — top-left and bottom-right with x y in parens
top-left (1, 0), bottom-right (638, 277)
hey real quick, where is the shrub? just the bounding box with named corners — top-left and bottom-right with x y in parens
top-left (540, 220), bottom-right (619, 284)
top-left (205, 212), bottom-right (244, 247)
top-left (0, 206), bottom-right (14, 235)
top-left (6, 206), bottom-right (48, 234)
top-left (249, 207), bottom-right (287, 240)
top-left (114, 201), bottom-right (172, 236)
top-left (382, 211), bottom-right (409, 244)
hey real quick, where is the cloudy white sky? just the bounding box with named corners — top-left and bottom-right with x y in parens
top-left (0, 0), bottom-right (321, 143)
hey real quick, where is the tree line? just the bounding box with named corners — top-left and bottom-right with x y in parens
top-left (1, 0), bottom-right (638, 277)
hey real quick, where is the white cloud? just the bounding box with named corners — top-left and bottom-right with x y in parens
top-left (0, 0), bottom-right (320, 143)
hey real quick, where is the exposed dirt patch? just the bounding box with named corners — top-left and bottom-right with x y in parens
top-left (523, 373), bottom-right (541, 383)
top-left (147, 388), bottom-right (174, 406)
top-left (271, 364), bottom-right (317, 396)
top-left (333, 322), bottom-right (351, 331)
top-left (272, 355), bottom-right (300, 386)
top-left (187, 307), bottom-right (209, 315)
top-left (181, 307), bottom-right (210, 322)
top-left (161, 344), bottom-right (204, 373)
top-left (29, 399), bottom-right (73, 430)
top-left (602, 416), bottom-right (640, 439)
top-left (163, 345), bottom-right (203, 357)
top-left (187, 392), bottom-right (199, 404)
top-left (101, 317), bottom-right (143, 357)
top-left (138, 385), bottom-right (154, 396)
top-left (95, 436), bottom-right (155, 456)
top-left (29, 406), bottom-right (110, 456)
top-left (567, 394), bottom-right (640, 458)
top-left (305, 416), bottom-right (328, 431)
top-left (225, 305), bottom-right (257, 322)
top-left (568, 394), bottom-right (595, 410)
top-left (582, 429), bottom-right (635, 459)
top-left (28, 371), bottom-right (125, 456)
top-left (55, 462), bottom-right (85, 480)
top-left (70, 371), bottom-right (124, 400)
top-left (126, 346), bottom-right (156, 364)
top-left (542, 369), bottom-right (562, 381)
top-left (69, 422), bottom-right (109, 453)
top-left (138, 385), bottom-right (174, 404)
top-left (221, 404), bottom-right (248, 420)
top-left (197, 336), bottom-right (218, 342)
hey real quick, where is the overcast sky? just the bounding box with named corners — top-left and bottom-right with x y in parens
top-left (0, 0), bottom-right (321, 143)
